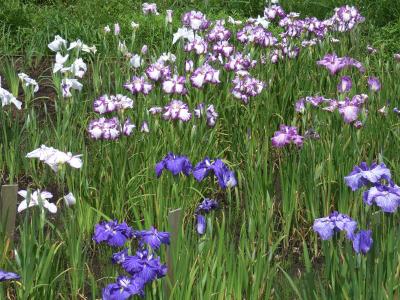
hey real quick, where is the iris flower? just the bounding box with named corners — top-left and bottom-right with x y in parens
top-left (352, 230), bottom-right (373, 254)
top-left (313, 211), bottom-right (357, 240)
top-left (363, 184), bottom-right (400, 213)
top-left (61, 78), bottom-right (83, 98)
top-left (196, 215), bottom-right (206, 235)
top-left (17, 190), bottom-right (56, 213)
top-left (48, 35), bottom-right (67, 52)
top-left (18, 73), bottom-right (39, 93)
top-left (0, 77), bottom-right (22, 110)
top-left (367, 77), bottom-right (381, 92)
top-left (102, 276), bottom-right (145, 299)
top-left (344, 162), bottom-right (391, 191)
top-left (337, 76), bottom-right (352, 93)
top-left (271, 125), bottom-right (303, 148)
top-left (162, 100), bottom-right (192, 122)
top-left (193, 158), bottom-right (237, 189)
top-left (134, 227), bottom-right (170, 250)
top-left (155, 153), bottom-right (192, 177)
top-left (93, 220), bottom-right (134, 247)
top-left (0, 270), bottom-right (20, 282)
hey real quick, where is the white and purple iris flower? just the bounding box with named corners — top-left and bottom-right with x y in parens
top-left (134, 227), bottom-right (170, 250)
top-left (212, 41), bottom-right (235, 57)
top-left (193, 158), bottom-right (237, 189)
top-left (0, 77), bottom-right (22, 110)
top-left (61, 78), bottom-right (83, 98)
top-left (162, 75), bottom-right (187, 94)
top-left (207, 20), bottom-right (231, 42)
top-left (190, 64), bottom-right (220, 88)
top-left (48, 35), bottom-right (67, 52)
top-left (162, 100), bottom-right (192, 122)
top-left (182, 10), bottom-right (210, 31)
top-left (18, 73), bottom-right (39, 93)
top-left (155, 153), bottom-right (193, 177)
top-left (93, 220), bottom-right (134, 247)
top-left (184, 37), bottom-right (208, 55)
top-left (88, 117), bottom-right (135, 140)
top-left (146, 62), bottom-right (172, 81)
top-left (225, 53), bottom-right (257, 72)
top-left (231, 73), bottom-right (264, 104)
top-left (93, 94), bottom-right (133, 114)
top-left (124, 76), bottom-right (153, 95)
top-left (344, 162), bottom-right (391, 191)
top-left (271, 125), bottom-right (304, 148)
top-left (142, 3), bottom-right (159, 15)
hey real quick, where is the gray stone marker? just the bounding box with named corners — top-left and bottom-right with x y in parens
top-left (164, 208), bottom-right (182, 299)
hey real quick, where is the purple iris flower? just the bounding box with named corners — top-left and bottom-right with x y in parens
top-left (212, 41), bottom-right (234, 57)
top-left (271, 125), bottom-right (303, 148)
top-left (337, 76), bottom-right (352, 93)
top-left (363, 184), bottom-right (400, 213)
top-left (184, 38), bottom-right (208, 55)
top-left (88, 117), bottom-right (121, 140)
top-left (330, 5), bottom-right (365, 32)
top-left (102, 276), bottom-right (145, 300)
top-left (122, 250), bottom-right (167, 283)
top-left (313, 211), bottom-right (358, 240)
top-left (225, 53), bottom-right (256, 72)
top-left (194, 103), bottom-right (218, 127)
top-left (112, 248), bottom-right (128, 265)
top-left (193, 158), bottom-right (237, 189)
top-left (134, 227), bottom-right (170, 250)
top-left (196, 214), bottom-right (206, 235)
top-left (0, 269), bottom-right (20, 282)
top-left (162, 75), bottom-right (187, 95)
top-left (344, 162), bottom-right (391, 191)
top-left (190, 64), bottom-right (220, 89)
top-left (352, 230), bottom-right (373, 254)
top-left (367, 76), bottom-right (381, 92)
top-left (196, 198), bottom-right (218, 214)
top-left (264, 5), bottom-right (286, 20)
top-left (146, 62), bottom-right (171, 81)
top-left (155, 152), bottom-right (192, 177)
top-left (93, 220), bottom-right (134, 247)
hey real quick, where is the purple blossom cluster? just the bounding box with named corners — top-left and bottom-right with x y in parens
top-left (88, 117), bottom-right (135, 140)
top-left (146, 61), bottom-right (172, 81)
top-left (93, 94), bottom-right (133, 114)
top-left (231, 72), bottom-right (264, 104)
top-left (207, 20), bottom-right (231, 42)
top-left (184, 38), bottom-right (208, 55)
top-left (237, 24), bottom-right (277, 47)
top-left (93, 220), bottom-right (169, 299)
top-left (225, 53), bottom-right (257, 72)
top-left (271, 125), bottom-right (304, 148)
top-left (162, 75), bottom-right (187, 94)
top-left (155, 154), bottom-right (237, 190)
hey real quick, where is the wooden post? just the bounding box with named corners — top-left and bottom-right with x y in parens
top-left (0, 184), bottom-right (18, 247)
top-left (164, 208), bottom-right (182, 299)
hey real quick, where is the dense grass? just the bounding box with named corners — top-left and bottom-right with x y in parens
top-left (1, 1), bottom-right (400, 299)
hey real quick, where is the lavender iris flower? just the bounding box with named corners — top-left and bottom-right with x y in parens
top-left (102, 276), bottom-right (145, 300)
top-left (196, 214), bottom-right (206, 235)
top-left (134, 227), bottom-right (170, 250)
top-left (367, 76), bottom-right (381, 92)
top-left (182, 11), bottom-right (210, 31)
top-left (317, 53), bottom-right (365, 75)
top-left (337, 76), bottom-right (352, 93)
top-left (0, 269), bottom-right (20, 282)
top-left (162, 100), bottom-right (192, 122)
top-left (313, 211), bottom-right (358, 240)
top-left (352, 230), bottom-right (373, 254)
top-left (93, 220), bottom-right (134, 247)
top-left (193, 158), bottom-right (237, 189)
top-left (207, 20), bottom-right (231, 42)
top-left (231, 73), bottom-right (264, 104)
top-left (363, 184), bottom-right (400, 213)
top-left (196, 198), bottom-right (218, 214)
top-left (124, 76), bottom-right (153, 95)
top-left (162, 75), bottom-right (187, 94)
top-left (344, 162), bottom-right (391, 191)
top-left (271, 125), bottom-right (303, 148)
top-left (155, 152), bottom-right (192, 177)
